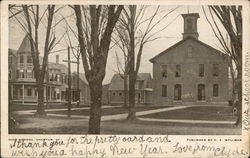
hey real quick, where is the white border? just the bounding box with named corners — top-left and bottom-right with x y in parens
top-left (1, 0), bottom-right (249, 157)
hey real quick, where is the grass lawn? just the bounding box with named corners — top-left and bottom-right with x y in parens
top-left (47, 106), bottom-right (163, 116)
top-left (141, 106), bottom-right (236, 121)
top-left (10, 115), bottom-right (241, 135)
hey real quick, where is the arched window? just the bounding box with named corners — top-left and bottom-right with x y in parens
top-left (187, 46), bottom-right (193, 57)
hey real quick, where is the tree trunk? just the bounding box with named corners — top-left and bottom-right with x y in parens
top-left (235, 69), bottom-right (242, 126)
top-left (127, 72), bottom-right (136, 120)
top-left (88, 81), bottom-right (102, 134)
top-left (229, 59), bottom-right (236, 101)
top-left (36, 81), bottom-right (46, 116)
top-left (123, 75), bottom-right (128, 107)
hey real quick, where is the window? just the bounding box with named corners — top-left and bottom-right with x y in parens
top-left (213, 84), bottom-right (219, 97)
top-left (27, 55), bottom-right (32, 63)
top-left (56, 88), bottom-right (60, 99)
top-left (20, 55), bottom-right (24, 63)
top-left (176, 65), bottom-right (181, 77)
top-left (213, 64), bottom-right (219, 76)
top-left (27, 88), bottom-right (32, 96)
top-left (161, 65), bottom-right (167, 78)
top-left (50, 73), bottom-right (53, 81)
top-left (112, 92), bottom-right (116, 96)
top-left (199, 64), bottom-right (204, 77)
top-left (9, 70), bottom-right (12, 79)
top-left (17, 70), bottom-right (19, 78)
top-left (187, 46), bottom-right (193, 57)
top-left (55, 74), bottom-right (58, 81)
top-left (61, 75), bottom-right (64, 84)
top-left (19, 69), bottom-right (24, 78)
top-left (57, 74), bottom-right (60, 82)
top-left (119, 92), bottom-right (122, 96)
top-left (65, 76), bottom-right (68, 84)
top-left (162, 85), bottom-right (167, 97)
top-left (174, 84), bottom-right (182, 100)
top-left (27, 70), bottom-right (32, 78)
top-left (53, 89), bottom-right (56, 99)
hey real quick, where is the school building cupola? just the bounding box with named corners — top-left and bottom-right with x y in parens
top-left (182, 13), bottom-right (199, 39)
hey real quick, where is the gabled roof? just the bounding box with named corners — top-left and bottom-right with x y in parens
top-left (137, 73), bottom-right (151, 81)
top-left (72, 72), bottom-right (88, 84)
top-left (108, 74), bottom-right (124, 91)
top-left (149, 36), bottom-right (228, 63)
top-left (48, 62), bottom-right (68, 74)
top-left (38, 56), bottom-right (68, 74)
top-left (17, 34), bottom-right (32, 53)
top-left (9, 48), bottom-right (17, 56)
top-left (79, 73), bottom-right (88, 84)
top-left (109, 73), bottom-right (151, 91)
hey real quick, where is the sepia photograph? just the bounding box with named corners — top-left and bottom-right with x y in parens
top-left (7, 3), bottom-right (243, 135)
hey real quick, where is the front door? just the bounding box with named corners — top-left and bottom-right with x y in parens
top-left (174, 84), bottom-right (182, 100)
top-left (198, 84), bottom-right (205, 101)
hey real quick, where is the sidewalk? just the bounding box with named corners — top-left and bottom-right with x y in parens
top-left (138, 118), bottom-right (236, 125)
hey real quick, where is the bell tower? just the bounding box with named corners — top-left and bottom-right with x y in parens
top-left (182, 13), bottom-right (200, 39)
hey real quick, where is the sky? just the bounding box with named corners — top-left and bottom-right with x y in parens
top-left (9, 5), bottom-right (227, 84)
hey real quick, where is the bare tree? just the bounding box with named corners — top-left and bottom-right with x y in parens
top-left (114, 50), bottom-right (129, 107)
top-left (9, 5), bottom-right (66, 115)
top-left (73, 5), bottom-right (123, 134)
top-left (115, 5), bottom-right (179, 120)
top-left (203, 6), bottom-right (242, 125)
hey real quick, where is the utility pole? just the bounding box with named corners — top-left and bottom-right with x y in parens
top-left (63, 46), bottom-right (81, 118)
top-left (67, 47), bottom-right (71, 118)
top-left (63, 54), bottom-right (79, 107)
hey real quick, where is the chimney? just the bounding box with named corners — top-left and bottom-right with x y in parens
top-left (181, 13), bottom-right (200, 39)
top-left (56, 55), bottom-right (59, 64)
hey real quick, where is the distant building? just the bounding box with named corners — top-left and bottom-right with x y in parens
top-left (109, 73), bottom-right (153, 104)
top-left (71, 72), bottom-right (109, 105)
top-left (71, 72), bottom-right (90, 104)
top-left (9, 35), bottom-right (68, 105)
top-left (150, 13), bottom-right (230, 105)
top-left (8, 49), bottom-right (18, 101)
top-left (8, 34), bottom-right (110, 106)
